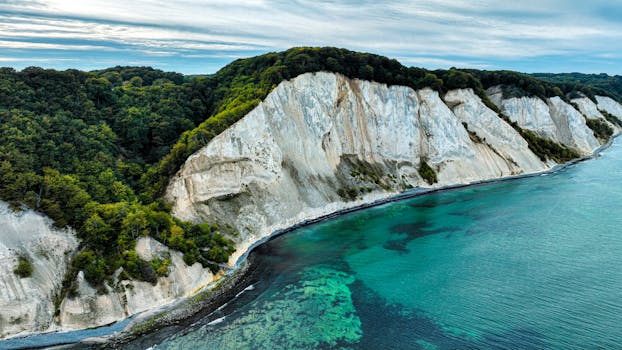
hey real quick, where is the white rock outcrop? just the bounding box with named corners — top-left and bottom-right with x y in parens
top-left (572, 96), bottom-right (621, 134)
top-left (0, 202), bottom-right (78, 338)
top-left (596, 96), bottom-right (622, 132)
top-left (498, 97), bottom-right (558, 139)
top-left (168, 72), bottom-right (591, 265)
top-left (489, 92), bottom-right (600, 155)
top-left (0, 207), bottom-right (213, 338)
top-left (58, 237), bottom-right (212, 330)
top-left (572, 97), bottom-right (606, 121)
top-left (548, 97), bottom-right (601, 153)
top-left (444, 89), bottom-right (547, 175)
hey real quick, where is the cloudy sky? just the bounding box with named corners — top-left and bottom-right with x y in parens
top-left (0, 0), bottom-right (621, 74)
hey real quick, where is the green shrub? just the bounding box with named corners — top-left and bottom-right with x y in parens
top-left (418, 160), bottom-right (438, 185)
top-left (14, 255), bottom-right (34, 278)
top-left (500, 114), bottom-right (580, 162)
top-left (585, 118), bottom-right (614, 140)
top-left (337, 187), bottom-right (358, 201)
top-left (150, 257), bottom-right (170, 277)
top-left (600, 110), bottom-right (622, 128)
top-left (120, 250), bottom-right (158, 285)
top-left (73, 251), bottom-right (106, 285)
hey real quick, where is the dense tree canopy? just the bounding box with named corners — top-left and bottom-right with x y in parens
top-left (0, 65), bottom-right (234, 290)
top-left (532, 72), bottom-right (622, 101)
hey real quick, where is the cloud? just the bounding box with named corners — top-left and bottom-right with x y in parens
top-left (0, 39), bottom-right (118, 51)
top-left (397, 56), bottom-right (491, 70)
top-left (0, 56), bottom-right (77, 62)
top-left (0, 0), bottom-right (620, 74)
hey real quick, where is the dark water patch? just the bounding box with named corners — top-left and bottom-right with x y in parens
top-left (409, 199), bottom-right (455, 209)
top-left (388, 221), bottom-right (461, 252)
top-left (390, 222), bottom-right (429, 235)
top-left (407, 192), bottom-right (476, 209)
top-left (349, 279), bottom-right (474, 350)
top-left (350, 278), bottom-right (551, 349)
top-left (383, 238), bottom-right (411, 253)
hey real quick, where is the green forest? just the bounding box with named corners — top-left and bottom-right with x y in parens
top-left (532, 72), bottom-right (622, 101)
top-left (0, 65), bottom-right (236, 292)
top-left (0, 47), bottom-right (618, 296)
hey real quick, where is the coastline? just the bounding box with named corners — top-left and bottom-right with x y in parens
top-left (230, 132), bottom-right (617, 270)
top-left (2, 134), bottom-right (618, 349)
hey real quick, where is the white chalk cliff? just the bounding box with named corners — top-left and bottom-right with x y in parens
top-left (1, 220), bottom-right (213, 337)
top-left (487, 88), bottom-right (601, 154)
top-left (57, 236), bottom-right (212, 330)
top-left (0, 202), bottom-right (77, 338)
top-left (4, 71), bottom-right (622, 339)
top-left (165, 72), bottom-right (622, 266)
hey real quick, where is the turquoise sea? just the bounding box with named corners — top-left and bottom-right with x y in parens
top-left (134, 138), bottom-right (622, 349)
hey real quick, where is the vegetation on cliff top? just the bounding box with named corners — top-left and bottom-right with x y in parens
top-left (0, 47), bottom-right (618, 291)
top-left (532, 72), bottom-right (622, 102)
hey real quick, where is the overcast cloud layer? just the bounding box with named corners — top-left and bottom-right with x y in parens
top-left (0, 0), bottom-right (621, 74)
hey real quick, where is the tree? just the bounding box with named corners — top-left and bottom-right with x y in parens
top-left (419, 73), bottom-right (443, 91)
top-left (358, 64), bottom-right (374, 80)
top-left (125, 76), bottom-right (144, 88)
top-left (85, 77), bottom-right (115, 107)
top-left (82, 213), bottom-right (113, 247)
top-left (14, 255), bottom-right (34, 278)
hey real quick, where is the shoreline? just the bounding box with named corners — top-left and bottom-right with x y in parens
top-left (2, 135), bottom-right (618, 349)
top-left (231, 133), bottom-right (616, 269)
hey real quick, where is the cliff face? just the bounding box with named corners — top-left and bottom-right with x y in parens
top-left (0, 216), bottom-right (212, 337)
top-left (595, 96), bottom-right (622, 123)
top-left (4, 72), bottom-right (622, 339)
top-left (57, 236), bottom-right (213, 331)
top-left (166, 72), bottom-right (622, 266)
top-left (487, 88), bottom-right (604, 154)
top-left (0, 202), bottom-right (77, 338)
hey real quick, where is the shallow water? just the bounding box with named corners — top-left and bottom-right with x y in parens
top-left (132, 139), bottom-right (622, 350)
top-left (5, 140), bottom-right (622, 350)
top-left (0, 316), bottom-right (134, 350)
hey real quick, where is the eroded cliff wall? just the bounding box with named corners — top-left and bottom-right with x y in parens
top-left (57, 236), bottom-right (213, 331)
top-left (488, 86), bottom-right (622, 152)
top-left (0, 208), bottom-right (213, 337)
top-left (167, 72), bottom-right (622, 265)
top-left (0, 202), bottom-right (77, 338)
